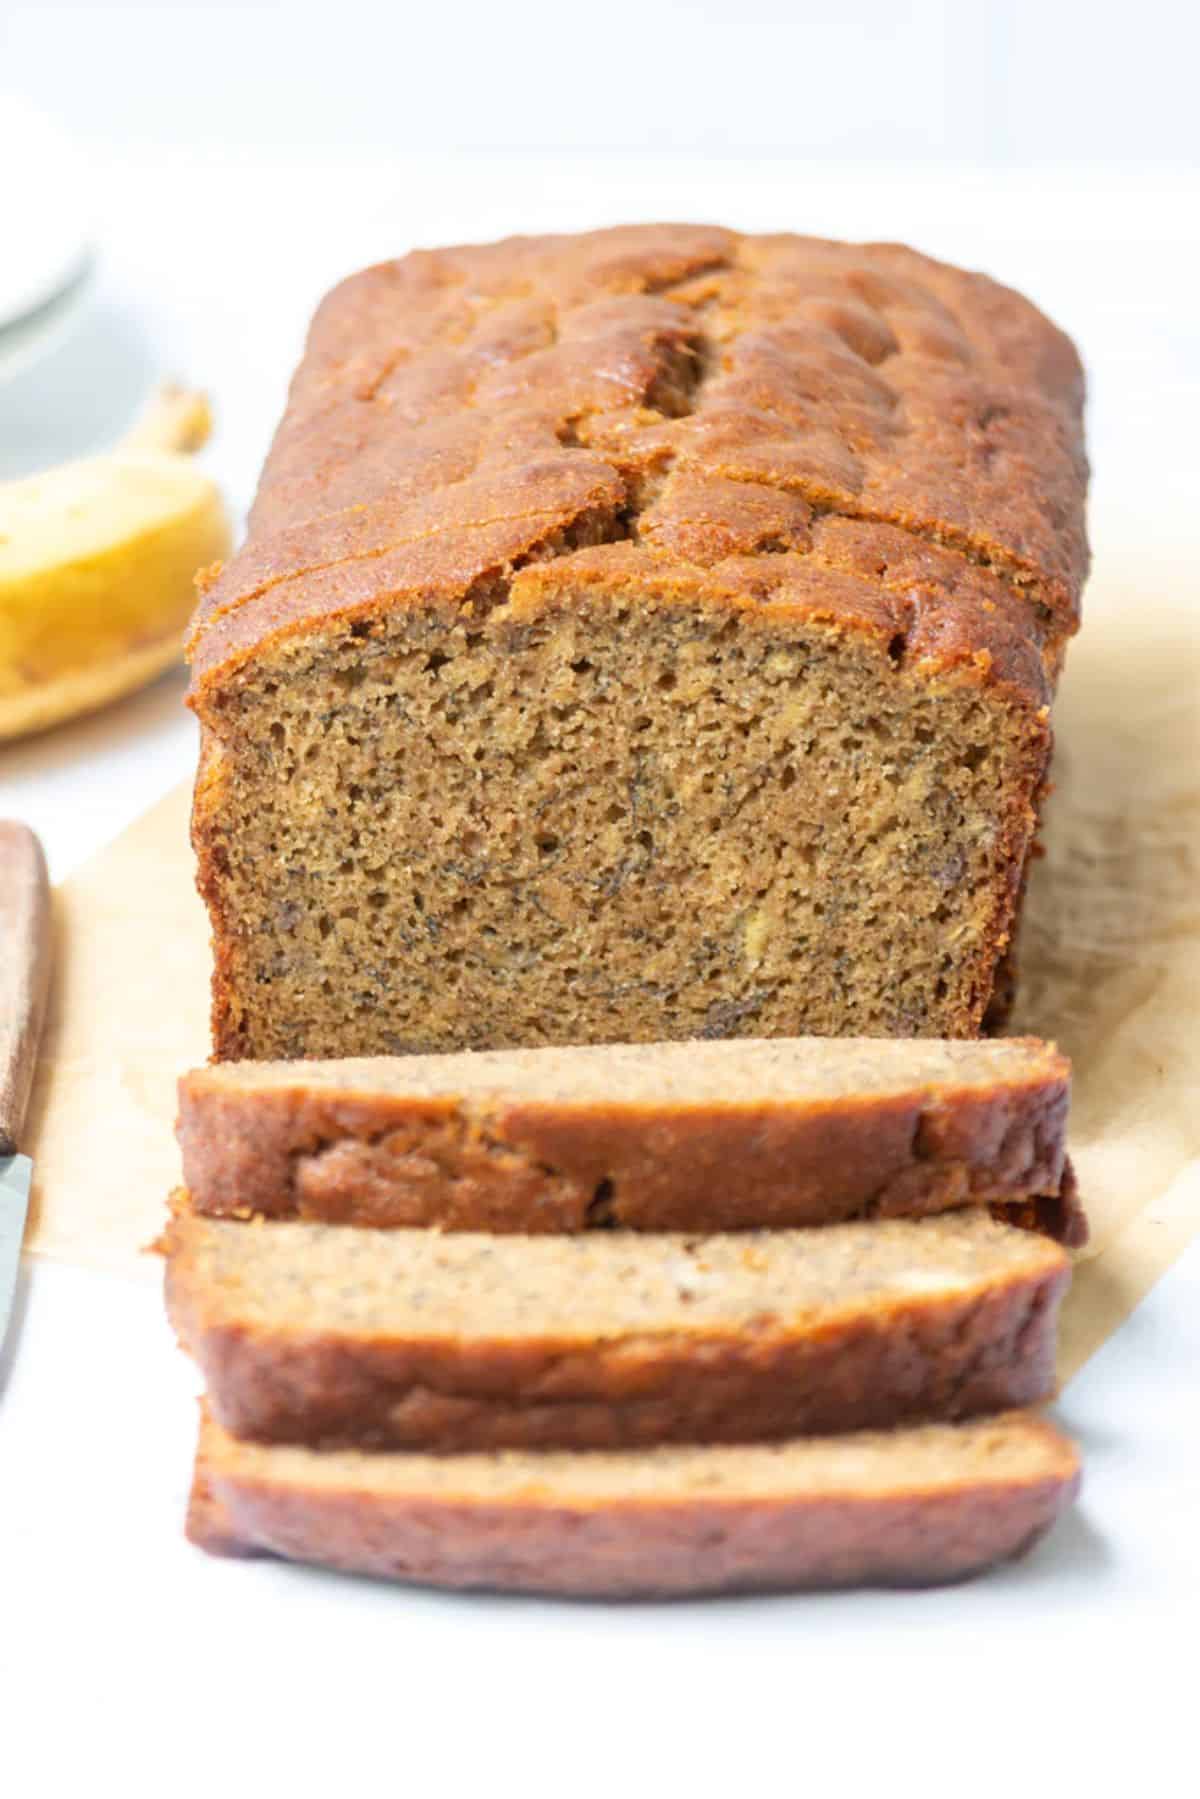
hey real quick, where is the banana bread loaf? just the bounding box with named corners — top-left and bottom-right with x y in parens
top-left (177, 1034), bottom-right (1076, 1233)
top-left (164, 1207), bottom-right (1069, 1451)
top-left (187, 225), bottom-right (1088, 1059)
top-left (188, 1407), bottom-right (1081, 1595)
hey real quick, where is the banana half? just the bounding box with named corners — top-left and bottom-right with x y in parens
top-left (0, 387), bottom-right (232, 740)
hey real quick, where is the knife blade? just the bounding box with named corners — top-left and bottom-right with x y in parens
top-left (0, 821), bottom-right (51, 1357)
top-left (0, 1152), bottom-right (33, 1349)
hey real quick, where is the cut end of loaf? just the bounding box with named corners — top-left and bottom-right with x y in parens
top-left (194, 591), bottom-right (1047, 1059)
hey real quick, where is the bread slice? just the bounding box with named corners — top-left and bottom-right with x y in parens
top-left (165, 1207), bottom-right (1069, 1452)
top-left (188, 1406), bottom-right (1081, 1596)
top-left (177, 1034), bottom-right (1077, 1236)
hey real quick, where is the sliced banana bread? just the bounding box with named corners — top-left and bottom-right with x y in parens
top-left (165, 1208), bottom-right (1069, 1452)
top-left (189, 1407), bottom-right (1081, 1596)
top-left (186, 226), bottom-right (1088, 1060)
top-left (176, 1034), bottom-right (1075, 1234)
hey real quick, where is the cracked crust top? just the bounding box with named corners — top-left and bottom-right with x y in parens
top-left (186, 225), bottom-right (1087, 711)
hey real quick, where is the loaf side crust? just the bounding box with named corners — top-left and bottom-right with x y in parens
top-left (188, 1407), bottom-right (1082, 1597)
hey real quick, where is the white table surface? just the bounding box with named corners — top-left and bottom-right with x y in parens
top-left (1, 154), bottom-right (1197, 1789)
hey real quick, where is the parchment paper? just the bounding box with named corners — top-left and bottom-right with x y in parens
top-left (22, 569), bottom-right (1200, 1383)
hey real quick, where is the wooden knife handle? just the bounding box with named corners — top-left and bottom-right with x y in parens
top-left (0, 822), bottom-right (51, 1156)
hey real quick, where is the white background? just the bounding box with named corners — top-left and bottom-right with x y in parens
top-left (4, 0), bottom-right (1200, 165)
top-left (0, 4), bottom-right (1198, 1793)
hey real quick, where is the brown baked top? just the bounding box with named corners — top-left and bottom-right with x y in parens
top-left (187, 225), bottom-right (1087, 711)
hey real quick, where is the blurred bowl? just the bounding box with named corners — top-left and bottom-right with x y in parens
top-left (0, 97), bottom-right (95, 381)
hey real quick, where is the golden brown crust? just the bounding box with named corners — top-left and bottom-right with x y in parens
top-left (175, 1038), bottom-right (1072, 1231)
top-left (164, 1208), bottom-right (1070, 1453)
top-left (186, 224), bottom-right (1086, 711)
top-left (188, 1407), bottom-right (1082, 1596)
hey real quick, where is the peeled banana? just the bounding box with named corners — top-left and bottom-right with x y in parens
top-left (0, 385), bottom-right (232, 740)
